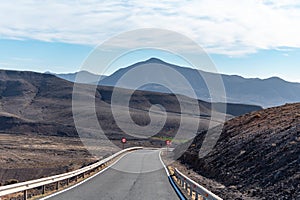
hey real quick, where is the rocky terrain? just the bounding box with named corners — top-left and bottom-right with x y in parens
top-left (178, 103), bottom-right (300, 199)
top-left (0, 134), bottom-right (99, 185)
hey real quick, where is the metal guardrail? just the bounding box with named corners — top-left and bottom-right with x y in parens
top-left (174, 168), bottom-right (223, 200)
top-left (0, 147), bottom-right (142, 199)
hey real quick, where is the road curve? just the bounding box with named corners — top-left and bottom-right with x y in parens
top-left (45, 149), bottom-right (179, 200)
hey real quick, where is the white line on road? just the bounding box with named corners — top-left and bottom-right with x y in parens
top-left (159, 150), bottom-right (170, 176)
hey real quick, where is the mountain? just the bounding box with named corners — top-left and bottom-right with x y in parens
top-left (0, 70), bottom-right (77, 136)
top-left (177, 103), bottom-right (300, 199)
top-left (99, 58), bottom-right (300, 108)
top-left (46, 71), bottom-right (106, 84)
top-left (0, 70), bottom-right (260, 140)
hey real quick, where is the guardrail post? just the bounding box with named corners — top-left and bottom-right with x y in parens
top-left (195, 192), bottom-right (198, 200)
top-left (66, 178), bottom-right (69, 186)
top-left (189, 185), bottom-right (192, 196)
top-left (42, 185), bottom-right (46, 194)
top-left (23, 190), bottom-right (27, 200)
top-left (55, 181), bottom-right (59, 190)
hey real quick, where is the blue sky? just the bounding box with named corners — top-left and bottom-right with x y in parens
top-left (0, 39), bottom-right (299, 83)
top-left (0, 1), bottom-right (299, 82)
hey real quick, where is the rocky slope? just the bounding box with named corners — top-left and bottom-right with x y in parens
top-left (178, 103), bottom-right (300, 199)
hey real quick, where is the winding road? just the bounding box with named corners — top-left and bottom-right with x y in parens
top-left (44, 149), bottom-right (179, 200)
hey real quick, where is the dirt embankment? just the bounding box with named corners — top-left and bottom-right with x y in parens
top-left (178, 103), bottom-right (300, 199)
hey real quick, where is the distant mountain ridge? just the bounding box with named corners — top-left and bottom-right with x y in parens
top-left (46, 71), bottom-right (106, 84)
top-left (99, 58), bottom-right (300, 108)
top-left (53, 58), bottom-right (300, 108)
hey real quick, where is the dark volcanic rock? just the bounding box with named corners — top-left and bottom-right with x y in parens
top-left (179, 103), bottom-right (300, 199)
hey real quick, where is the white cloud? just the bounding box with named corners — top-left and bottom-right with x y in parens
top-left (11, 57), bottom-right (35, 62)
top-left (0, 0), bottom-right (300, 56)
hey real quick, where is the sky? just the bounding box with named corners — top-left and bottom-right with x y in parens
top-left (0, 0), bottom-right (299, 82)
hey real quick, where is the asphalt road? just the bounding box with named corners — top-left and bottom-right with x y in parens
top-left (45, 149), bottom-right (179, 200)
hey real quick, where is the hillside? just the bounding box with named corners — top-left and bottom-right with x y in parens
top-left (97, 58), bottom-right (300, 108)
top-left (177, 103), bottom-right (300, 199)
top-left (0, 70), bottom-right (261, 139)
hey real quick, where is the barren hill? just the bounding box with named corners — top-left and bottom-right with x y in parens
top-left (178, 103), bottom-right (300, 199)
top-left (0, 70), bottom-right (261, 139)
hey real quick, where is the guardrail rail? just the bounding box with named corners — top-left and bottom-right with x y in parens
top-left (173, 168), bottom-right (223, 200)
top-left (0, 147), bottom-right (142, 200)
